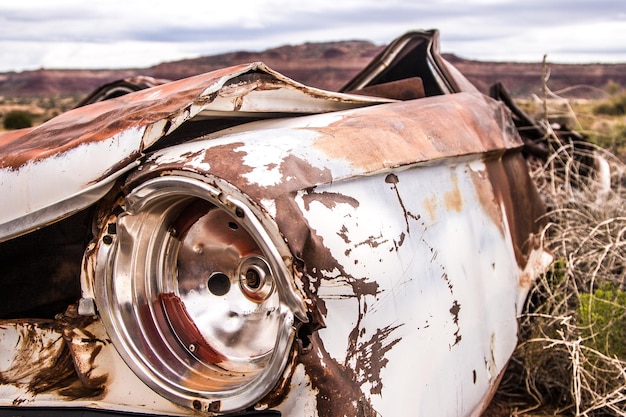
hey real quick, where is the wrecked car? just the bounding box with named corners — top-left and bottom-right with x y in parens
top-left (0, 30), bottom-right (551, 416)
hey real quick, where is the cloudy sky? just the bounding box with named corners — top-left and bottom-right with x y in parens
top-left (1, 0), bottom-right (624, 73)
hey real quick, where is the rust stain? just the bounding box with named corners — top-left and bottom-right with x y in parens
top-left (299, 334), bottom-right (379, 417)
top-left (443, 173), bottom-right (463, 212)
top-left (0, 127), bottom-right (34, 148)
top-left (470, 156), bottom-right (505, 238)
top-left (0, 66), bottom-right (247, 171)
top-left (0, 322), bottom-right (67, 392)
top-left (485, 152), bottom-right (547, 269)
top-left (0, 320), bottom-right (103, 399)
top-left (393, 232), bottom-right (406, 251)
top-left (293, 300), bottom-right (401, 413)
top-left (353, 234), bottom-right (388, 250)
top-left (517, 235), bottom-right (549, 290)
top-left (449, 300), bottom-right (462, 348)
top-left (438, 269), bottom-right (461, 349)
top-left (0, 65), bottom-right (248, 170)
top-left (338, 225), bottom-right (350, 244)
top-left (312, 93), bottom-right (523, 175)
top-left (257, 344), bottom-right (300, 409)
top-left (385, 173), bottom-right (420, 233)
top-left (518, 270), bottom-right (534, 290)
top-left (423, 195), bottom-right (437, 221)
top-left (348, 324), bottom-right (403, 395)
top-left (63, 327), bottom-right (109, 390)
top-left (385, 173), bottom-right (400, 185)
top-left (28, 343), bottom-right (83, 396)
top-left (91, 151), bottom-right (143, 185)
top-left (347, 77), bottom-right (426, 101)
top-left (302, 191), bottom-right (359, 211)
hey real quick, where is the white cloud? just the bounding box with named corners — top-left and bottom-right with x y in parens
top-left (0, 0), bottom-right (623, 72)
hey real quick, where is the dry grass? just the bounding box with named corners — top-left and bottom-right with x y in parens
top-left (492, 117), bottom-right (626, 415)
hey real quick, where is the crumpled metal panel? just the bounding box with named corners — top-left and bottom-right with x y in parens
top-left (0, 63), bottom-right (389, 242)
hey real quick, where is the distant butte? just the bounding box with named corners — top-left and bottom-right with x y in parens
top-left (0, 40), bottom-right (624, 99)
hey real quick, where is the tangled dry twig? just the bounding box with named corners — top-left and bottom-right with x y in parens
top-left (494, 125), bottom-right (626, 416)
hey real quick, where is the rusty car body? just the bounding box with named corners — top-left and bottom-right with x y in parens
top-left (0, 30), bottom-right (551, 416)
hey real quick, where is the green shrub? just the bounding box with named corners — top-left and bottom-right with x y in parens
top-left (585, 121), bottom-right (626, 152)
top-left (593, 93), bottom-right (626, 116)
top-left (3, 110), bottom-right (33, 130)
top-left (578, 284), bottom-right (626, 360)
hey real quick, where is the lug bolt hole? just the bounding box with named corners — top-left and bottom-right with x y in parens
top-left (207, 272), bottom-right (231, 296)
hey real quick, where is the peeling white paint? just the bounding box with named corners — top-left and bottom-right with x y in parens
top-left (0, 126), bottom-right (145, 226)
top-left (150, 144), bottom-right (213, 173)
top-left (237, 140), bottom-right (290, 187)
top-left (260, 198), bottom-right (277, 218)
top-left (0, 49), bottom-right (549, 416)
top-left (274, 364), bottom-right (319, 417)
top-left (296, 160), bottom-right (524, 416)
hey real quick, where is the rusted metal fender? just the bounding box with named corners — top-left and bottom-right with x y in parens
top-left (0, 63), bottom-right (389, 243)
top-left (0, 313), bottom-right (193, 415)
top-left (113, 91), bottom-right (551, 416)
top-left (0, 90), bottom-right (550, 416)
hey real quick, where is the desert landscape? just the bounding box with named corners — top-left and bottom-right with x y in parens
top-left (1, 39), bottom-right (625, 128)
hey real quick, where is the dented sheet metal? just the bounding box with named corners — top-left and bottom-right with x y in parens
top-left (0, 63), bottom-right (388, 242)
top-left (0, 30), bottom-right (551, 417)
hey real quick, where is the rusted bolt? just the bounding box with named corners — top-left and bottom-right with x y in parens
top-left (102, 235), bottom-right (113, 245)
top-left (235, 207), bottom-right (245, 218)
top-left (208, 401), bottom-right (221, 412)
top-left (169, 227), bottom-right (178, 237)
top-left (192, 400), bottom-right (202, 410)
